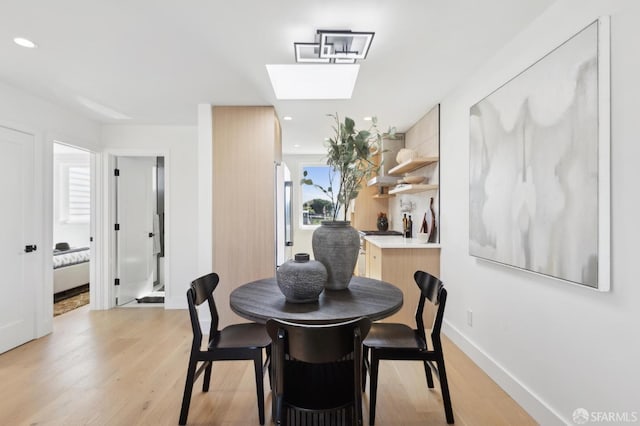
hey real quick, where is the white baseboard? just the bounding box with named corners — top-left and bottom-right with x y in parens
top-left (442, 320), bottom-right (567, 425)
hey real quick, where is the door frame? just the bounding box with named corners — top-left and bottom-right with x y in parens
top-left (101, 149), bottom-right (170, 309)
top-left (50, 141), bottom-right (102, 312)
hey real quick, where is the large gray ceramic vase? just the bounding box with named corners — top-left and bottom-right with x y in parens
top-left (312, 220), bottom-right (360, 290)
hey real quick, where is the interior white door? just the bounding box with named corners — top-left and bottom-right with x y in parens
top-left (0, 126), bottom-right (36, 354)
top-left (115, 156), bottom-right (155, 305)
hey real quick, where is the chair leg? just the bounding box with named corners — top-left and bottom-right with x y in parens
top-left (274, 394), bottom-right (284, 426)
top-left (202, 361), bottom-right (212, 392)
top-left (423, 360), bottom-right (435, 388)
top-left (362, 346), bottom-right (369, 392)
top-left (369, 352), bottom-right (380, 426)
top-left (266, 345), bottom-right (272, 391)
top-left (179, 357), bottom-right (198, 425)
top-left (253, 351), bottom-right (266, 425)
top-left (437, 359), bottom-right (455, 424)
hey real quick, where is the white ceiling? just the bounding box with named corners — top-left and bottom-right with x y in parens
top-left (0, 0), bottom-right (555, 154)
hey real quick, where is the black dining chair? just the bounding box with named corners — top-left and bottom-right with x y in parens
top-left (179, 272), bottom-right (271, 425)
top-left (362, 270), bottom-right (454, 425)
top-left (266, 317), bottom-right (372, 426)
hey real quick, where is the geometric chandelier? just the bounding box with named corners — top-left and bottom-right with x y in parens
top-left (294, 30), bottom-right (375, 64)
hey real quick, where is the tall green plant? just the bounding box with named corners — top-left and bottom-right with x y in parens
top-left (302, 114), bottom-right (395, 221)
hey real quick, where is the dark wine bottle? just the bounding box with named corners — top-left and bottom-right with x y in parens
top-left (408, 215), bottom-right (413, 238)
top-left (428, 197), bottom-right (437, 243)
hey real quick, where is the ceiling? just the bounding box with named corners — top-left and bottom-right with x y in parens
top-left (0, 0), bottom-right (555, 154)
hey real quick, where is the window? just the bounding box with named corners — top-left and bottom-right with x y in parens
top-left (301, 165), bottom-right (341, 226)
top-left (63, 165), bottom-right (90, 223)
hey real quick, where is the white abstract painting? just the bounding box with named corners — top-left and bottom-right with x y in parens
top-left (469, 20), bottom-right (609, 289)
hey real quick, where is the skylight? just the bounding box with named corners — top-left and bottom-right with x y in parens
top-left (266, 64), bottom-right (360, 100)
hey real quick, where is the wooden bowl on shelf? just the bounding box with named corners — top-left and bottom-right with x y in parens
top-left (402, 175), bottom-right (425, 184)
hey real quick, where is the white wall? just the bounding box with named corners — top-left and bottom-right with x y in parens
top-left (101, 125), bottom-right (198, 309)
top-left (439, 0), bottom-right (640, 424)
top-left (0, 80), bottom-right (101, 337)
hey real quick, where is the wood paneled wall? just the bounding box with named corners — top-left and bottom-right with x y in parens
top-left (212, 106), bottom-right (280, 327)
top-left (405, 104), bottom-right (439, 157)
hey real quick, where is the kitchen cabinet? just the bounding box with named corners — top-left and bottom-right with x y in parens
top-left (364, 238), bottom-right (440, 325)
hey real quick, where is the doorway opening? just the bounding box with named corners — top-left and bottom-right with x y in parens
top-left (114, 156), bottom-right (165, 307)
top-left (52, 142), bottom-right (92, 316)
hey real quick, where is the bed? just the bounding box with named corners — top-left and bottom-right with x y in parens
top-left (53, 246), bottom-right (90, 294)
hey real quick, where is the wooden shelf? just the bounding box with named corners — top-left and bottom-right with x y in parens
top-left (373, 193), bottom-right (395, 199)
top-left (389, 184), bottom-right (439, 195)
top-left (388, 156), bottom-right (439, 175)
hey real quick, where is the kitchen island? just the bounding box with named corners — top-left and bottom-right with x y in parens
top-left (363, 235), bottom-right (440, 325)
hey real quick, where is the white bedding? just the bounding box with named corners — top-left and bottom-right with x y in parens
top-left (53, 247), bottom-right (90, 269)
top-left (53, 247), bottom-right (90, 294)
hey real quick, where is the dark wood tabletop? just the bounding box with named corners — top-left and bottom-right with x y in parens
top-left (229, 276), bottom-right (403, 324)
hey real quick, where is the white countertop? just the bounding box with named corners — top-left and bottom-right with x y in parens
top-left (364, 235), bottom-right (441, 249)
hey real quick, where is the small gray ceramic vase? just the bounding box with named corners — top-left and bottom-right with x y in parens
top-left (276, 253), bottom-right (327, 303)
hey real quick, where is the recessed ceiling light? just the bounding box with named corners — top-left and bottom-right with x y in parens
top-left (266, 64), bottom-right (360, 100)
top-left (294, 144), bottom-right (301, 148)
top-left (283, 116), bottom-right (293, 121)
top-left (13, 37), bottom-right (37, 48)
top-left (363, 117), bottom-right (372, 121)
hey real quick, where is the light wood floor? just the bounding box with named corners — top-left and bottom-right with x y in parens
top-left (0, 306), bottom-right (536, 426)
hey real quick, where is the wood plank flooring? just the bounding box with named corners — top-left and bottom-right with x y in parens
top-left (0, 306), bottom-right (536, 425)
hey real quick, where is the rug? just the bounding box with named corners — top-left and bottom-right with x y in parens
top-left (54, 290), bottom-right (89, 316)
top-left (135, 296), bottom-right (165, 303)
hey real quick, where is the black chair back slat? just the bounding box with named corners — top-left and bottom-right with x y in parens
top-left (190, 273), bottom-right (220, 339)
top-left (191, 272), bottom-right (219, 305)
top-left (267, 318), bottom-right (371, 364)
top-left (186, 287), bottom-right (203, 348)
top-left (414, 270), bottom-right (446, 342)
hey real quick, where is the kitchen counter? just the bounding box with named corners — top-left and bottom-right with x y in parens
top-left (364, 235), bottom-right (441, 249)
top-left (362, 235), bottom-right (440, 325)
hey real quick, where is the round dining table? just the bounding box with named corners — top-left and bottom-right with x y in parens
top-left (229, 276), bottom-right (403, 324)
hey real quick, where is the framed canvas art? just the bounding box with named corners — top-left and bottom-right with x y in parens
top-left (469, 18), bottom-right (610, 290)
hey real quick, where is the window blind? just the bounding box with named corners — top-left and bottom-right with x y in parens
top-left (68, 166), bottom-right (90, 222)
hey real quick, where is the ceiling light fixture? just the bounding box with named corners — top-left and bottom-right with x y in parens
top-left (294, 30), bottom-right (374, 64)
top-left (283, 116), bottom-right (293, 121)
top-left (363, 117), bottom-right (372, 121)
top-left (13, 37), bottom-right (37, 48)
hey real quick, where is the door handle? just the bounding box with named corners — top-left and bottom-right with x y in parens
top-left (148, 232), bottom-right (154, 238)
top-left (24, 244), bottom-right (37, 253)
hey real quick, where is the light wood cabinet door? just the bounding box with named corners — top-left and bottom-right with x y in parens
top-left (212, 106), bottom-right (280, 328)
top-left (367, 243), bottom-right (382, 280)
top-left (362, 245), bottom-right (440, 325)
